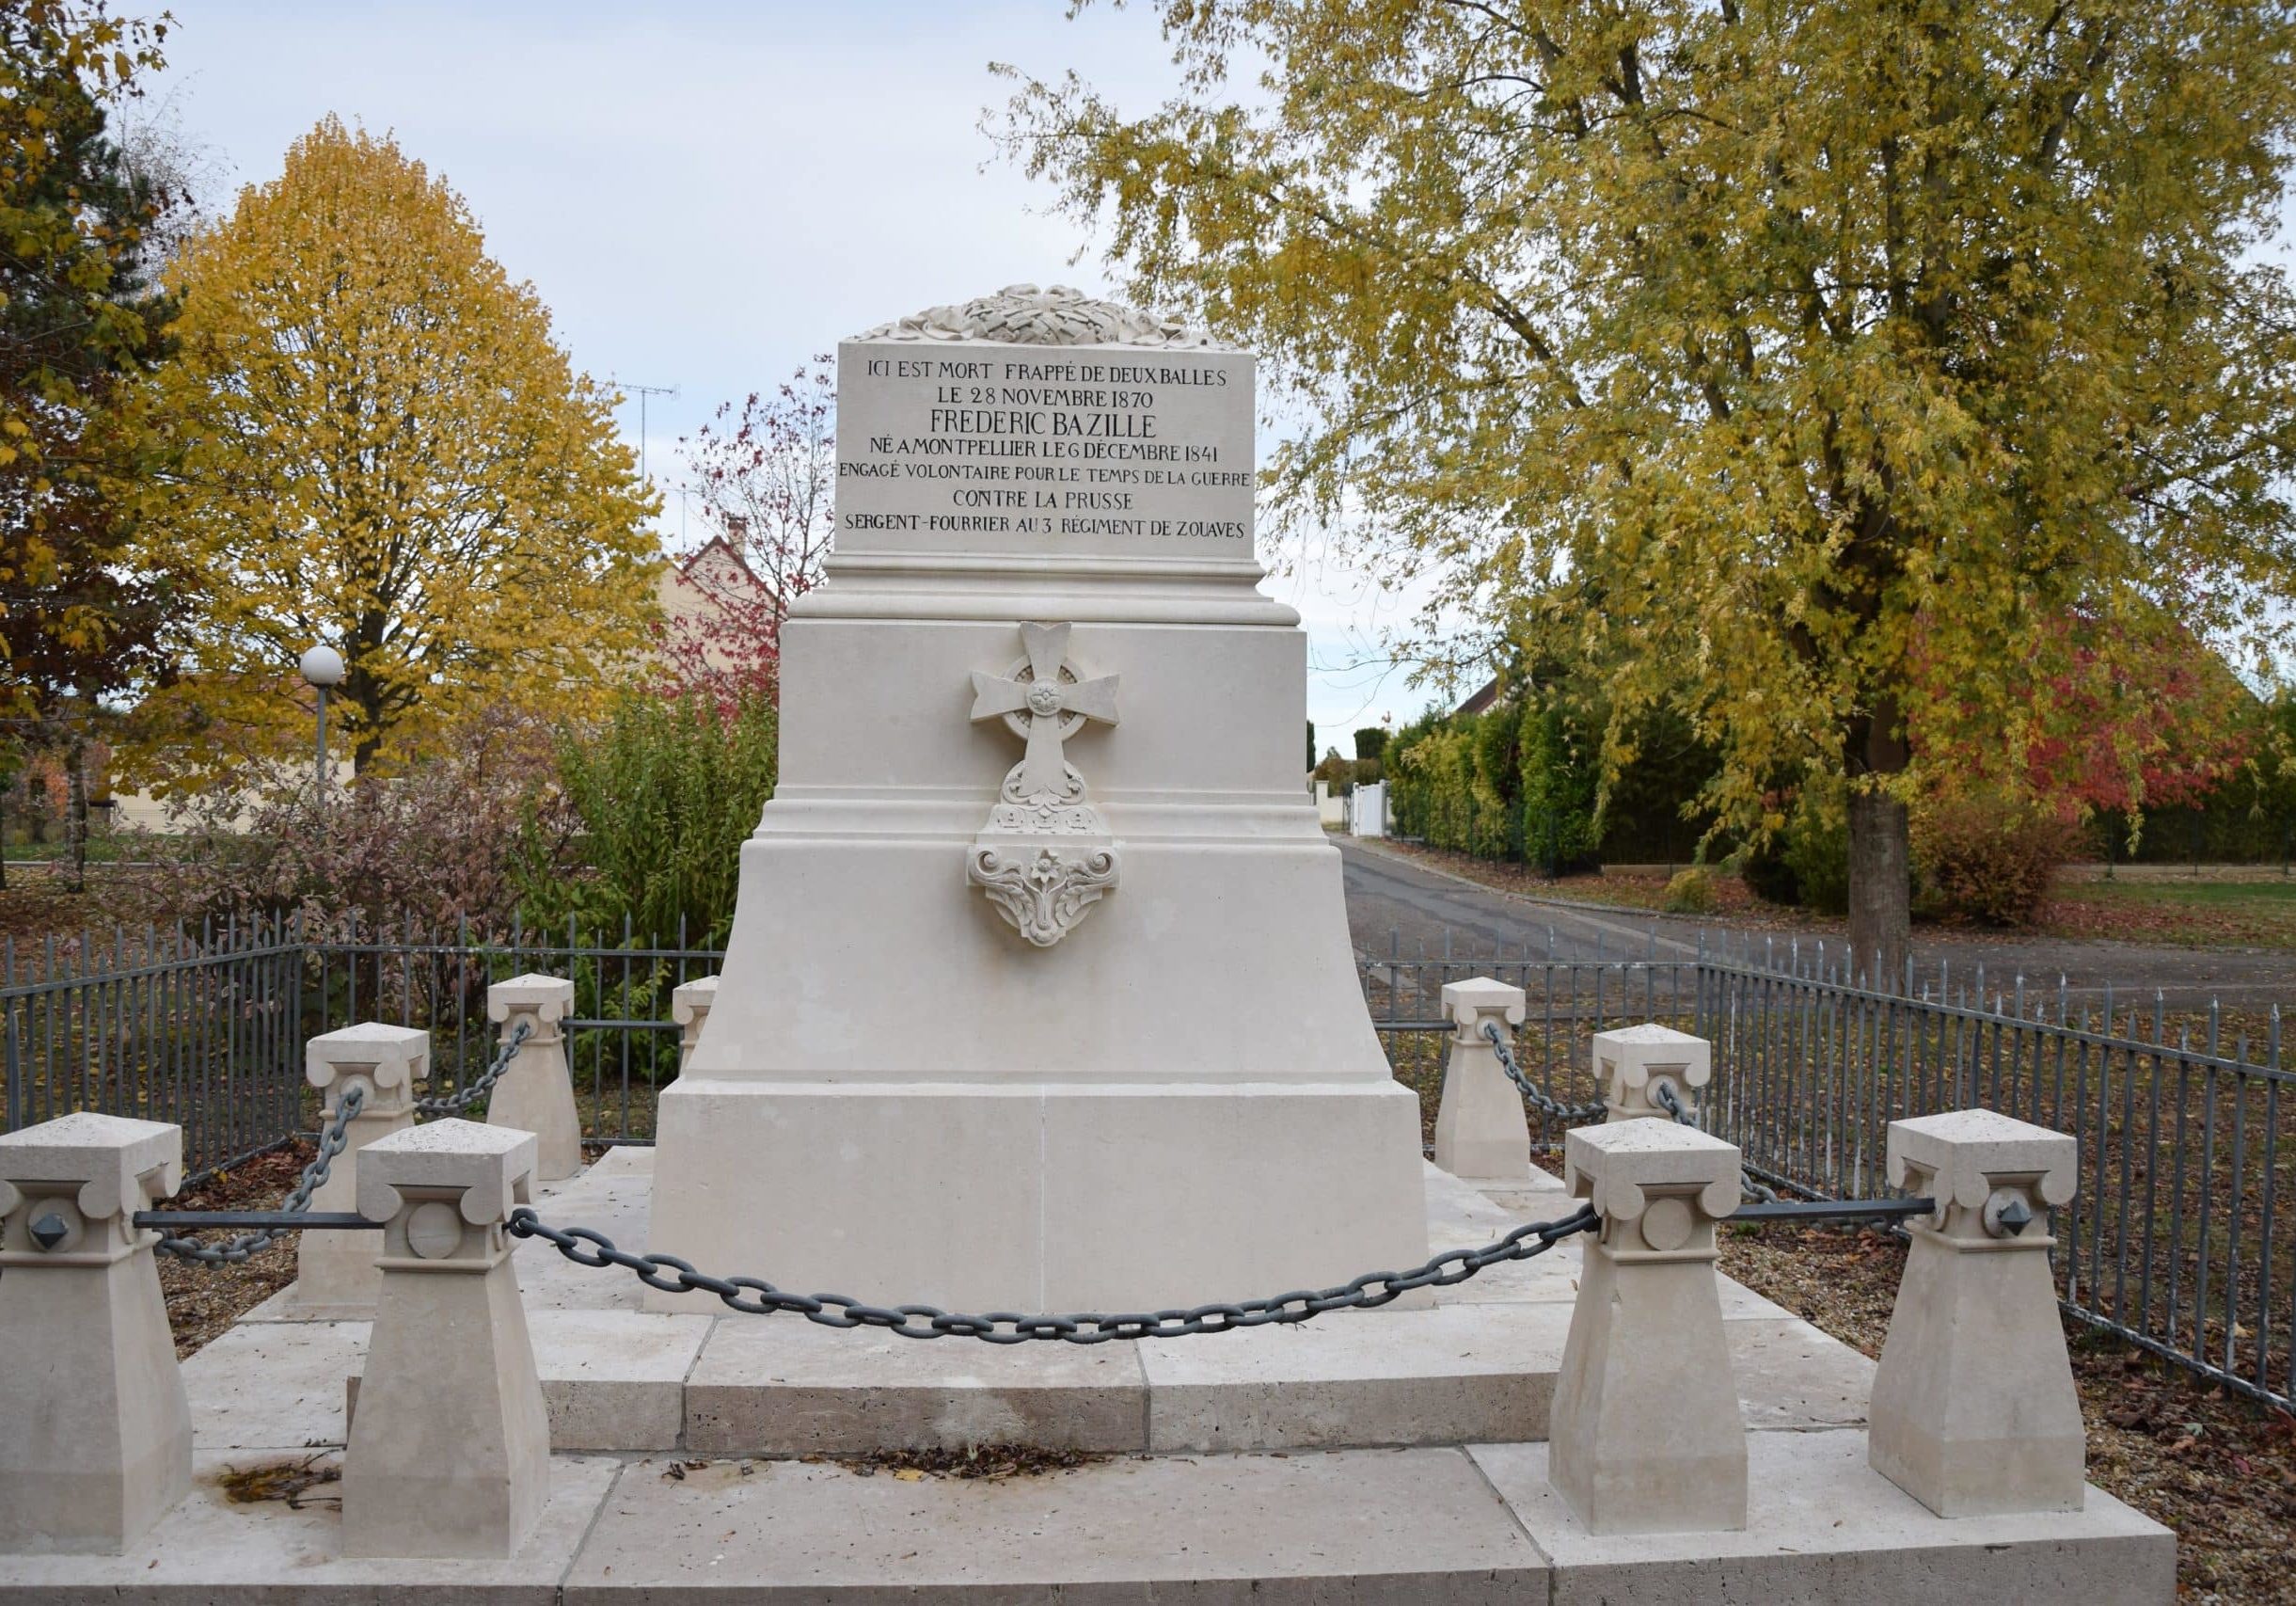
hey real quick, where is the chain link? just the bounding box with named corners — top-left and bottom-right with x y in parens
top-left (1650, 1079), bottom-right (1779, 1203)
top-left (1479, 1019), bottom-right (1608, 1124)
top-left (506, 1200), bottom-right (1600, 1344)
top-left (414, 1017), bottom-right (534, 1116)
top-left (150, 1082), bottom-right (367, 1264)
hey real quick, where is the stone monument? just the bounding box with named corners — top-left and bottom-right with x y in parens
top-left (647, 285), bottom-right (1429, 1311)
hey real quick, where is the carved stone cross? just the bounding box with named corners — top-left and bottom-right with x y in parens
top-left (969, 623), bottom-right (1119, 800)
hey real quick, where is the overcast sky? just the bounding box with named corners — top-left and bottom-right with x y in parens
top-left (141, 0), bottom-right (1443, 754)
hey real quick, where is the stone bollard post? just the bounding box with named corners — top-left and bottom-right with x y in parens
top-left (484, 974), bottom-right (580, 1181)
top-left (290, 1022), bottom-right (431, 1316)
top-left (0, 1113), bottom-right (191, 1553)
top-left (672, 975), bottom-right (720, 1073)
top-left (1868, 1109), bottom-right (2084, 1517)
top-left (1549, 1119), bottom-right (1747, 1534)
top-left (342, 1119), bottom-right (549, 1559)
top-left (1591, 1022), bottom-right (1712, 1123)
top-left (1432, 977), bottom-right (1531, 1180)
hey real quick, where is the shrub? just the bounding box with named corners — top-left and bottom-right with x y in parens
top-left (1734, 783), bottom-right (1847, 912)
top-left (1663, 867), bottom-right (1718, 914)
top-left (1782, 789), bottom-right (1850, 915)
top-left (1912, 793), bottom-right (2081, 925)
top-left (1517, 699), bottom-right (1601, 873)
top-left (139, 703), bottom-right (555, 931)
top-left (512, 688), bottom-right (778, 947)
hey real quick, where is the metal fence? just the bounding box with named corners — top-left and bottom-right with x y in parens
top-left (3, 919), bottom-right (2287, 1409)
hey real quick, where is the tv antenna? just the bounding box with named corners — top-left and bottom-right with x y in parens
top-left (609, 377), bottom-right (679, 484)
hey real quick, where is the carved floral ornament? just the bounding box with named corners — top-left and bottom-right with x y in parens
top-left (965, 622), bottom-right (1122, 947)
top-left (863, 284), bottom-right (1225, 350)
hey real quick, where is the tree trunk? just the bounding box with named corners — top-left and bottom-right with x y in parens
top-left (1845, 702), bottom-right (1912, 992)
top-left (64, 737), bottom-right (88, 896)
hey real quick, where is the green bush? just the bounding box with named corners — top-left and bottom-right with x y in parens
top-left (1517, 699), bottom-right (1601, 873)
top-left (515, 689), bottom-right (778, 947)
top-left (1663, 867), bottom-right (1718, 914)
top-left (1782, 789), bottom-right (1850, 915)
top-left (1734, 783), bottom-right (1847, 912)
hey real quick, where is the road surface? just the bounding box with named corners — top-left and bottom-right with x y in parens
top-left (1338, 837), bottom-right (2295, 1010)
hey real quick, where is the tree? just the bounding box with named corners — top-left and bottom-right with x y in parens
top-left (126, 116), bottom-right (659, 782)
top-left (661, 360), bottom-right (835, 706)
top-left (2, 1), bottom-right (180, 886)
top-left (1001, 0), bottom-right (2296, 984)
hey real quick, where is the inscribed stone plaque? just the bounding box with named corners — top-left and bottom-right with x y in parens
top-left (834, 285), bottom-right (1256, 564)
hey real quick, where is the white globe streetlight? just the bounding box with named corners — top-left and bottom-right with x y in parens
top-left (300, 645), bottom-right (345, 801)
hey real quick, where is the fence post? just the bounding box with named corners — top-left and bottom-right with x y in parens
top-left (484, 975), bottom-right (579, 1181)
top-left (289, 1022), bottom-right (431, 1317)
top-left (0, 1113), bottom-right (191, 1553)
top-left (1433, 978), bottom-right (1530, 1180)
top-left (1868, 1109), bottom-right (2084, 1517)
top-left (672, 975), bottom-right (720, 1074)
top-left (1592, 1023), bottom-right (1711, 1123)
top-left (1548, 1119), bottom-right (1747, 1534)
top-left (341, 1118), bottom-right (548, 1558)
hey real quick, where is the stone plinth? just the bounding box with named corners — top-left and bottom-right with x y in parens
top-left (645, 289), bottom-right (1428, 1313)
top-left (0, 1112), bottom-right (191, 1554)
top-left (290, 1022), bottom-right (430, 1317)
top-left (672, 977), bottom-right (719, 1073)
top-left (1548, 1119), bottom-right (1747, 1535)
top-left (1868, 1109), bottom-right (2086, 1518)
top-left (485, 975), bottom-right (579, 1182)
top-left (1432, 978), bottom-right (1531, 1182)
top-left (1592, 1023), bottom-right (1711, 1123)
top-left (341, 1120), bottom-right (549, 1559)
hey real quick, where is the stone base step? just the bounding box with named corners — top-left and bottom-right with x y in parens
top-left (226, 1297), bottom-right (1873, 1457)
top-left (0, 1433), bottom-right (2173, 1602)
top-left (221, 1154), bottom-right (1870, 1456)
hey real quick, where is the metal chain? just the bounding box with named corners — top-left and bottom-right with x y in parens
top-left (506, 1201), bottom-right (1601, 1344)
top-left (414, 1018), bottom-right (533, 1116)
top-left (1480, 1019), bottom-right (1608, 1124)
top-left (151, 1082), bottom-right (367, 1264)
top-left (1651, 1079), bottom-right (1779, 1203)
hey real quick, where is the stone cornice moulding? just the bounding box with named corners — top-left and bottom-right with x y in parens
top-left (858, 283), bottom-right (1230, 350)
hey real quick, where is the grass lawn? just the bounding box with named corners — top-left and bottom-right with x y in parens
top-left (2038, 878), bottom-right (2296, 949)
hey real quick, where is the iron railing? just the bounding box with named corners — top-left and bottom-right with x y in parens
top-left (1, 918), bottom-right (2287, 1408)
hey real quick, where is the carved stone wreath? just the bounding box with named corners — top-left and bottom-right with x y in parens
top-left (863, 283), bottom-right (1221, 349)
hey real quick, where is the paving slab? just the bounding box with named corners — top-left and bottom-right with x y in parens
top-left (1140, 1301), bottom-right (1571, 1452)
top-left (0, 1451), bottom-right (617, 1603)
top-left (345, 1309), bottom-right (713, 1452)
top-left (1472, 1431), bottom-right (2176, 1604)
top-left (1728, 1317), bottom-right (1873, 1432)
top-left (562, 1448), bottom-right (1546, 1603)
top-left (182, 1318), bottom-right (367, 1451)
top-left (685, 1319), bottom-right (1148, 1455)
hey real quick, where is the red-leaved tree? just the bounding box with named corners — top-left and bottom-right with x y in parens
top-left (1912, 604), bottom-right (2256, 820)
top-left (658, 358), bottom-right (836, 707)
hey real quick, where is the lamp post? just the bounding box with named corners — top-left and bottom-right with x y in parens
top-left (299, 645), bottom-right (345, 803)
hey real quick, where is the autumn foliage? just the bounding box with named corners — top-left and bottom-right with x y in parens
top-left (1005, 0), bottom-right (2296, 979)
top-left (123, 117), bottom-right (660, 784)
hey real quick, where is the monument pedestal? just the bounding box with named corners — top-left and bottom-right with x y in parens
top-left (652, 1079), bottom-right (1423, 1312)
top-left (646, 288), bottom-right (1429, 1314)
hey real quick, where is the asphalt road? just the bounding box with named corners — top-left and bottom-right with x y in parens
top-left (1338, 836), bottom-right (2296, 1010)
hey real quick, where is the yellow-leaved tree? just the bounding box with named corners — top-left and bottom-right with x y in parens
top-left (128, 115), bottom-right (658, 781)
top-left (1000, 1), bottom-right (2296, 983)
